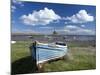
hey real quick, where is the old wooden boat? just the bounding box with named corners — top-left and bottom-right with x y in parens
top-left (30, 41), bottom-right (68, 70)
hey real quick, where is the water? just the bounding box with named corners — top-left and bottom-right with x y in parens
top-left (11, 35), bottom-right (96, 42)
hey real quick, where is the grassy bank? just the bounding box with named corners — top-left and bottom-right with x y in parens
top-left (11, 41), bottom-right (96, 74)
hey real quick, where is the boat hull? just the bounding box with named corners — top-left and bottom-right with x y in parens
top-left (30, 43), bottom-right (68, 64)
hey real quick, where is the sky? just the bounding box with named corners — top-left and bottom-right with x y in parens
top-left (11, 0), bottom-right (96, 35)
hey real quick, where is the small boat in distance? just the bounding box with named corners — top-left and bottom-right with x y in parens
top-left (30, 41), bottom-right (68, 70)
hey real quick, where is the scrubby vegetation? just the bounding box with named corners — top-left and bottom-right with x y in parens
top-left (11, 41), bottom-right (96, 74)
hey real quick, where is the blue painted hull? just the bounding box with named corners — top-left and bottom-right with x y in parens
top-left (31, 43), bottom-right (68, 64)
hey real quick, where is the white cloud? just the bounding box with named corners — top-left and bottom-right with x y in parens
top-left (11, 20), bottom-right (15, 24)
top-left (65, 22), bottom-right (68, 24)
top-left (12, 0), bottom-right (24, 6)
top-left (66, 10), bottom-right (94, 23)
top-left (12, 0), bottom-right (21, 4)
top-left (11, 5), bottom-right (16, 12)
top-left (11, 0), bottom-right (24, 12)
top-left (39, 26), bottom-right (53, 29)
top-left (20, 7), bottom-right (61, 26)
top-left (81, 25), bottom-right (85, 27)
top-left (58, 25), bottom-right (95, 35)
top-left (65, 25), bottom-right (80, 29)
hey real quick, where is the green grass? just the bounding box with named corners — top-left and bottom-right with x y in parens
top-left (11, 41), bottom-right (96, 74)
top-left (11, 41), bottom-right (32, 62)
top-left (44, 47), bottom-right (96, 72)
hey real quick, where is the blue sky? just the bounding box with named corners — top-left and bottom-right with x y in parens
top-left (11, 0), bottom-right (96, 35)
